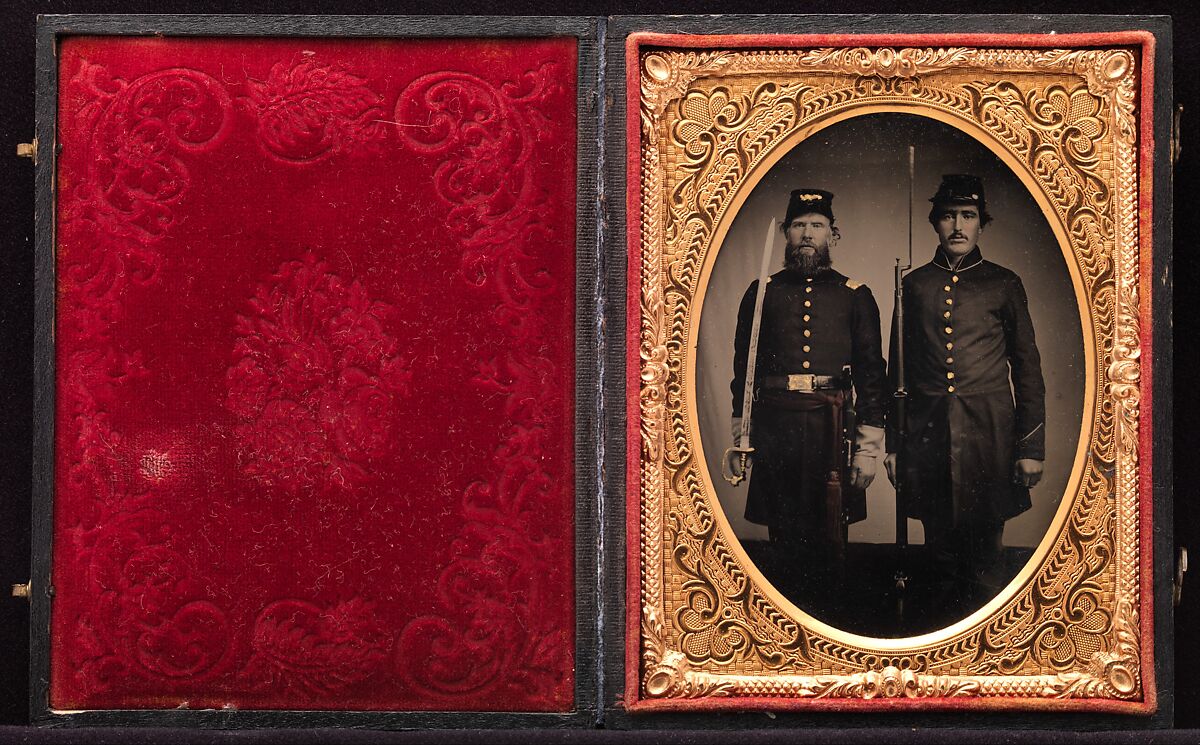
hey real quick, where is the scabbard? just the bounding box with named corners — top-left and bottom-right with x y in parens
top-left (825, 392), bottom-right (847, 562)
top-left (825, 470), bottom-right (845, 564)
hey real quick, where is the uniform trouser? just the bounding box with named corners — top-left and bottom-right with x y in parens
top-left (921, 513), bottom-right (1005, 612)
top-left (749, 391), bottom-right (849, 621)
top-left (767, 522), bottom-right (845, 621)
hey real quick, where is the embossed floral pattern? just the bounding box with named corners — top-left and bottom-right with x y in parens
top-left (73, 515), bottom-right (232, 690)
top-left (240, 599), bottom-right (392, 694)
top-left (395, 414), bottom-right (570, 700)
top-left (57, 58), bottom-right (235, 697)
top-left (393, 63), bottom-right (573, 705)
top-left (226, 254), bottom-right (412, 494)
top-left (55, 40), bottom-right (576, 712)
top-left (65, 60), bottom-right (233, 245)
top-left (394, 63), bottom-right (562, 285)
top-left (244, 56), bottom-right (388, 162)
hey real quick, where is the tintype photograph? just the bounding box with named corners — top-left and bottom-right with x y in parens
top-left (632, 34), bottom-right (1157, 712)
top-left (696, 113), bottom-right (1083, 638)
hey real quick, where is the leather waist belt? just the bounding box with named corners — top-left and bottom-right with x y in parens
top-left (760, 374), bottom-right (849, 392)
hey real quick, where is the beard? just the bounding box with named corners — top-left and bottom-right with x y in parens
top-left (784, 241), bottom-right (832, 276)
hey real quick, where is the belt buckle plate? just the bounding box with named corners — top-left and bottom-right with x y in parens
top-left (788, 373), bottom-right (815, 392)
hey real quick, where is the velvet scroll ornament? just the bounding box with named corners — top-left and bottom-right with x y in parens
top-left (51, 36), bottom-right (577, 712)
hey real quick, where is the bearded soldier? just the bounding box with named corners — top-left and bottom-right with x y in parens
top-left (885, 174), bottom-right (1046, 609)
top-left (730, 189), bottom-right (888, 591)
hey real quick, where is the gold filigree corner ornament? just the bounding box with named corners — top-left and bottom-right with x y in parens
top-left (636, 43), bottom-right (1146, 708)
top-left (1031, 594), bottom-right (1143, 700)
top-left (642, 607), bottom-right (737, 699)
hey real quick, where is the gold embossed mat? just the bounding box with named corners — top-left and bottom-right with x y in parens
top-left (626, 32), bottom-right (1158, 714)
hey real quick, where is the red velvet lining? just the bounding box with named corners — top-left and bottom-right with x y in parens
top-left (52, 35), bottom-right (577, 712)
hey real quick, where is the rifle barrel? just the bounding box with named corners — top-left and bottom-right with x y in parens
top-left (894, 146), bottom-right (916, 593)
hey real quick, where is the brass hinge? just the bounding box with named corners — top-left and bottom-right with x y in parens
top-left (1175, 546), bottom-right (1188, 607)
top-left (11, 582), bottom-right (30, 600)
top-left (1173, 105), bottom-right (1183, 167)
top-left (16, 139), bottom-right (37, 165)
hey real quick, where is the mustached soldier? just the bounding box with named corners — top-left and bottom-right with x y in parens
top-left (885, 174), bottom-right (1046, 613)
top-left (730, 189), bottom-right (888, 603)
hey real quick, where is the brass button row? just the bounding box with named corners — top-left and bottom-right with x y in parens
top-left (801, 277), bottom-right (814, 371)
top-left (944, 274), bottom-right (959, 392)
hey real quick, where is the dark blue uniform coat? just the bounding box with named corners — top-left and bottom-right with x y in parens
top-left (732, 266), bottom-right (888, 529)
top-left (888, 247), bottom-right (1046, 527)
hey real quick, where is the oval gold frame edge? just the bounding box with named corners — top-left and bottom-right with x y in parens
top-left (682, 102), bottom-right (1098, 653)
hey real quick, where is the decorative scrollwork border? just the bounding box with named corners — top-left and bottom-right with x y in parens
top-left (632, 35), bottom-right (1154, 713)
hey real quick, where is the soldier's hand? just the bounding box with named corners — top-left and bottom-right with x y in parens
top-left (850, 454), bottom-right (876, 490)
top-left (1014, 458), bottom-right (1044, 488)
top-left (884, 453), bottom-right (898, 487)
top-left (731, 416), bottom-right (745, 442)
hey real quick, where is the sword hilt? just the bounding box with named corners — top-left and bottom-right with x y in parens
top-left (722, 445), bottom-right (754, 486)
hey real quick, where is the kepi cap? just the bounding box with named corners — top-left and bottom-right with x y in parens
top-left (929, 174), bottom-right (985, 207)
top-left (784, 188), bottom-right (835, 225)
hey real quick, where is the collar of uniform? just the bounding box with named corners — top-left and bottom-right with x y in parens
top-left (932, 246), bottom-right (984, 272)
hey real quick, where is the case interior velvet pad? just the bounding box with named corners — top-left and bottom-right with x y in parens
top-left (33, 15), bottom-right (601, 726)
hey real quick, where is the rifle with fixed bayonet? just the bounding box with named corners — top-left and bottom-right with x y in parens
top-left (893, 146), bottom-right (915, 611)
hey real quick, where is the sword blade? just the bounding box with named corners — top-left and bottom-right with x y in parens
top-left (736, 218), bottom-right (778, 449)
